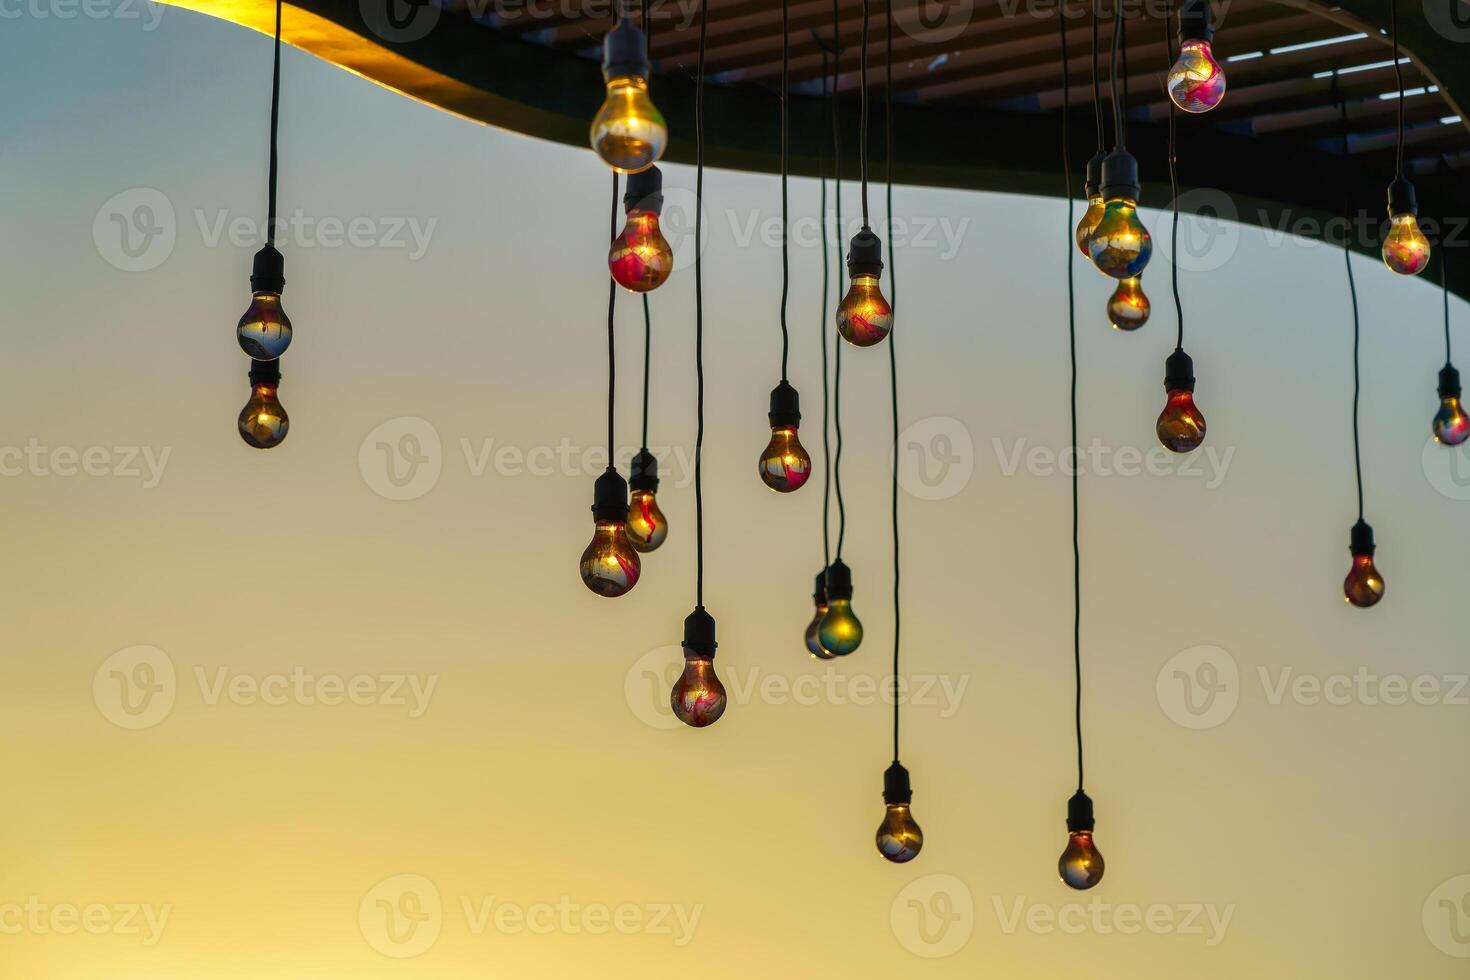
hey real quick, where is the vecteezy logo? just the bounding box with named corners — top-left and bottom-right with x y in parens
top-left (359, 0), bottom-right (442, 43)
top-left (1158, 187), bottom-right (1240, 274)
top-left (892, 0), bottom-right (975, 44)
top-left (93, 645), bottom-right (177, 730)
top-left (359, 417), bottom-right (443, 501)
top-left (1423, 874), bottom-right (1470, 957)
top-left (624, 645), bottom-right (686, 731)
top-left (895, 416), bottom-right (974, 501)
top-left (93, 188), bottom-right (176, 273)
top-left (890, 873), bottom-right (974, 958)
top-left (658, 186), bottom-right (709, 274)
top-left (1156, 644), bottom-right (1239, 730)
top-left (359, 874), bottom-right (443, 958)
top-left (1422, 435), bottom-right (1470, 501)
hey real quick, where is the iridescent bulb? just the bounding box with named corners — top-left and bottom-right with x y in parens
top-left (1075, 194), bottom-right (1105, 257)
top-left (237, 291), bottom-right (292, 360)
top-left (1157, 389), bottom-right (1206, 453)
top-left (1344, 553), bottom-right (1385, 608)
top-left (1383, 213), bottom-right (1430, 276)
top-left (626, 488), bottom-right (668, 552)
top-left (671, 655), bottom-right (726, 728)
top-left (1088, 198), bottom-right (1153, 279)
top-left (1167, 38), bottom-right (1226, 113)
top-left (580, 520), bottom-right (641, 597)
top-left (836, 274), bottom-right (893, 348)
top-left (876, 804), bottom-right (923, 863)
top-left (609, 208), bottom-right (672, 292)
top-left (590, 74), bottom-right (667, 174)
top-left (238, 382), bottom-right (288, 449)
top-left (1434, 396), bottom-right (1470, 445)
top-left (1059, 831), bottom-right (1105, 890)
top-left (1106, 276), bottom-right (1150, 331)
top-left (818, 598), bottom-right (863, 657)
top-left (758, 425), bottom-right (812, 492)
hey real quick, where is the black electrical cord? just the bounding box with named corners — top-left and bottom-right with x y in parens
top-left (1166, 1), bottom-right (1184, 351)
top-left (1110, 0), bottom-right (1125, 148)
top-left (608, 172), bottom-right (620, 460)
top-left (266, 0), bottom-right (282, 245)
top-left (1444, 249), bottom-right (1453, 364)
top-left (831, 0), bottom-right (848, 562)
top-left (1391, 0), bottom-right (1405, 177)
top-left (695, 0), bottom-right (708, 605)
top-left (641, 294), bottom-right (651, 450)
top-left (1061, 0), bottom-right (1084, 795)
top-left (1092, 0), bottom-right (1105, 151)
top-left (859, 0), bottom-right (871, 228)
top-left (820, 48), bottom-right (832, 570)
top-left (886, 0), bottom-right (900, 764)
top-left (1335, 94), bottom-right (1365, 522)
top-left (779, 0), bottom-right (791, 381)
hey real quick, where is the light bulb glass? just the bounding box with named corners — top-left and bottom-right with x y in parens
top-left (237, 291), bottom-right (292, 361)
top-left (238, 384), bottom-right (288, 449)
top-left (671, 655), bottom-right (726, 728)
top-left (1106, 276), bottom-right (1150, 331)
top-left (758, 425), bottom-right (812, 492)
top-left (817, 597), bottom-right (863, 657)
top-left (836, 273), bottom-right (893, 347)
top-left (1166, 38), bottom-right (1226, 113)
top-left (1059, 831), bottom-right (1105, 890)
top-left (1433, 396), bottom-right (1470, 445)
top-left (609, 209), bottom-right (673, 292)
top-left (580, 520), bottom-right (641, 597)
top-left (626, 488), bottom-right (668, 552)
top-left (1075, 195), bottom-right (1105, 257)
top-left (1088, 198), bottom-right (1153, 279)
top-left (1383, 213), bottom-right (1431, 276)
top-left (805, 604), bottom-right (835, 660)
top-left (1157, 388), bottom-right (1206, 453)
top-left (1344, 554), bottom-right (1385, 608)
top-left (590, 75), bottom-right (667, 174)
top-left (876, 804), bottom-right (924, 863)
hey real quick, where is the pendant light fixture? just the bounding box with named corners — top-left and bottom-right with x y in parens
top-left (236, 0), bottom-right (291, 450)
top-left (835, 0), bottom-right (892, 350)
top-left (1088, 0), bottom-right (1152, 281)
top-left (1155, 4), bottom-right (1207, 454)
top-left (609, 167), bottom-right (673, 292)
top-left (628, 295), bottom-right (670, 551)
top-left (591, 3), bottom-right (666, 174)
top-left (1381, 0), bottom-right (1430, 276)
top-left (1432, 255), bottom-right (1469, 445)
top-left (874, 3), bottom-right (923, 865)
top-left (805, 47), bottom-right (837, 662)
top-left (1341, 215), bottom-right (1386, 607)
top-left (670, 0), bottom-right (727, 729)
top-left (759, 0), bottom-right (813, 494)
top-left (1057, 6), bottom-right (1104, 891)
top-left (581, 174), bottom-right (642, 598)
top-left (1166, 0), bottom-right (1226, 113)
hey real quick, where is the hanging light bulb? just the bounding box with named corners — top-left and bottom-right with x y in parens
top-left (1383, 177), bottom-right (1431, 276)
top-left (609, 166), bottom-right (673, 292)
top-left (672, 606), bottom-right (726, 728)
top-left (1344, 519), bottom-right (1385, 608)
top-left (758, 381), bottom-right (812, 492)
top-left (1106, 276), bottom-right (1150, 331)
top-left (1076, 151), bottom-right (1107, 257)
top-left (836, 227), bottom-right (893, 348)
top-left (1088, 148), bottom-right (1152, 280)
top-left (1157, 347), bottom-right (1206, 452)
top-left (238, 358), bottom-right (288, 449)
top-left (1166, 0), bottom-right (1226, 114)
top-left (1059, 790), bottom-right (1105, 890)
top-left (237, 244), bottom-right (292, 361)
top-left (805, 568), bottom-right (835, 660)
top-left (817, 560), bottom-right (863, 656)
top-left (1433, 364), bottom-right (1470, 445)
top-left (626, 449), bottom-right (669, 552)
top-left (580, 467), bottom-right (641, 597)
top-left (590, 18), bottom-right (667, 174)
top-left (875, 762), bottom-right (923, 863)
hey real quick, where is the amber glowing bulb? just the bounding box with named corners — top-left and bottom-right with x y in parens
top-left (836, 227), bottom-right (893, 348)
top-left (875, 762), bottom-right (924, 863)
top-left (1075, 151), bottom-right (1106, 257)
top-left (805, 568), bottom-right (835, 660)
top-left (580, 468), bottom-right (641, 598)
top-left (238, 358), bottom-right (289, 449)
top-left (758, 381), bottom-right (812, 492)
top-left (626, 449), bottom-right (668, 552)
top-left (609, 166), bottom-right (673, 292)
top-left (1382, 177), bottom-right (1430, 276)
top-left (1088, 148), bottom-right (1152, 280)
top-left (1433, 364), bottom-right (1470, 445)
top-left (1059, 791), bottom-right (1105, 890)
top-left (1344, 519), bottom-right (1385, 608)
top-left (1156, 348), bottom-right (1206, 453)
top-left (237, 244), bottom-right (292, 361)
top-left (817, 560), bottom-right (863, 657)
top-left (672, 607), bottom-right (726, 728)
top-left (1167, 0), bottom-right (1225, 114)
top-left (1106, 276), bottom-right (1150, 331)
top-left (590, 19), bottom-right (666, 173)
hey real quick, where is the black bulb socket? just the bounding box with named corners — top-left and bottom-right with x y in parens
top-left (248, 358), bottom-right (281, 388)
top-left (1100, 147), bottom-right (1141, 204)
top-left (681, 606), bottom-right (717, 660)
top-left (602, 18), bottom-right (650, 81)
top-left (769, 380), bottom-right (801, 428)
top-left (1350, 519), bottom-right (1376, 558)
top-left (825, 559), bottom-right (853, 601)
top-left (1083, 150), bottom-right (1106, 199)
top-left (624, 165), bottom-right (664, 214)
top-left (883, 762), bottom-right (913, 806)
top-left (1439, 363), bottom-right (1462, 400)
top-left (250, 243), bottom-right (285, 294)
top-left (1164, 347), bottom-right (1196, 392)
top-left (1178, 0), bottom-right (1214, 43)
top-left (592, 466), bottom-right (629, 522)
top-left (1066, 790), bottom-right (1096, 834)
top-left (629, 449), bottom-right (659, 493)
top-left (847, 226), bottom-right (884, 279)
top-left (1387, 176), bottom-right (1418, 219)
top-left (813, 568), bottom-right (829, 606)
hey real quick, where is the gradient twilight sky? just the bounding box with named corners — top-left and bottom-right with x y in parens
top-left (2, 5), bottom-right (1470, 977)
